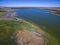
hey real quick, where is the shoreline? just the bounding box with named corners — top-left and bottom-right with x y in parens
top-left (0, 10), bottom-right (51, 45)
top-left (49, 12), bottom-right (60, 16)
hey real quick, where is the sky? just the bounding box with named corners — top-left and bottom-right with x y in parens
top-left (0, 0), bottom-right (60, 7)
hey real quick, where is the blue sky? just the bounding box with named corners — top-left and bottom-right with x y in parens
top-left (0, 0), bottom-right (60, 7)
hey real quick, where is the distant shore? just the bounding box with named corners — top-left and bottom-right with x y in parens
top-left (50, 13), bottom-right (60, 16)
top-left (49, 10), bottom-right (60, 16)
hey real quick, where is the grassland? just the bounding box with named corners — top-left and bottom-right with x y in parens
top-left (0, 20), bottom-right (44, 45)
top-left (0, 20), bottom-right (60, 45)
top-left (0, 20), bottom-right (21, 45)
top-left (0, 12), bottom-right (7, 17)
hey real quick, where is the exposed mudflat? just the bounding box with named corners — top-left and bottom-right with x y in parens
top-left (16, 30), bottom-right (44, 45)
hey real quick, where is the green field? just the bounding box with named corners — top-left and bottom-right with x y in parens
top-left (0, 12), bottom-right (7, 17)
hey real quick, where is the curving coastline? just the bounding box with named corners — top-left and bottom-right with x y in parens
top-left (0, 10), bottom-right (51, 45)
